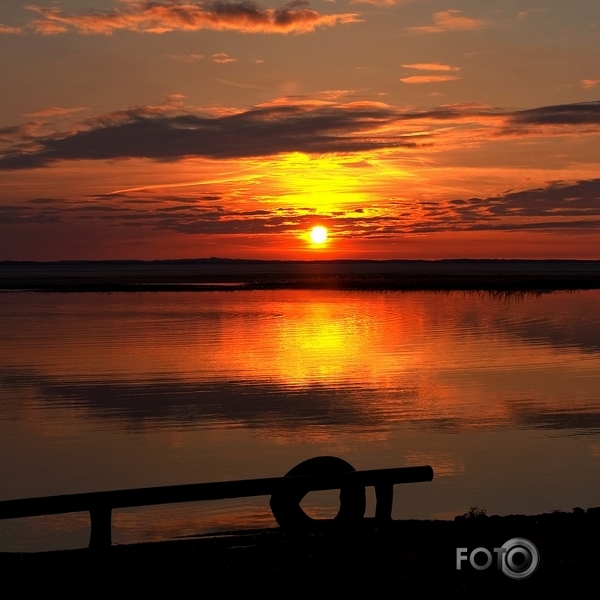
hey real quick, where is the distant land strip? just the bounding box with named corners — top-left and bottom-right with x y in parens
top-left (1, 259), bottom-right (600, 292)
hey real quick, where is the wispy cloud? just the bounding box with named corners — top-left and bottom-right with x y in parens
top-left (25, 1), bottom-right (360, 35)
top-left (400, 75), bottom-right (459, 84)
top-left (350, 0), bottom-right (423, 5)
top-left (23, 106), bottom-right (89, 118)
top-left (3, 179), bottom-right (600, 237)
top-left (401, 63), bottom-right (460, 72)
top-left (431, 179), bottom-right (600, 226)
top-left (216, 78), bottom-right (264, 88)
top-left (581, 79), bottom-right (600, 90)
top-left (166, 53), bottom-right (204, 62)
top-left (504, 100), bottom-right (600, 133)
top-left (517, 9), bottom-right (545, 21)
top-left (408, 10), bottom-right (488, 34)
top-left (349, 0), bottom-right (396, 5)
top-left (0, 23), bottom-right (22, 34)
top-left (212, 52), bottom-right (236, 63)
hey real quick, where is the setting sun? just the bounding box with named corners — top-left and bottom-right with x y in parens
top-left (310, 226), bottom-right (328, 245)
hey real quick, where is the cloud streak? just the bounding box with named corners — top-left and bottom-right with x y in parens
top-left (0, 101), bottom-right (418, 170)
top-left (3, 179), bottom-right (600, 237)
top-left (401, 63), bottom-right (460, 72)
top-left (581, 79), bottom-right (600, 90)
top-left (400, 75), bottom-right (459, 84)
top-left (408, 10), bottom-right (488, 34)
top-left (23, 106), bottom-right (89, 118)
top-left (212, 52), bottom-right (236, 63)
top-left (0, 23), bottom-right (22, 34)
top-left (25, 0), bottom-right (360, 35)
top-left (166, 53), bottom-right (204, 61)
top-left (504, 100), bottom-right (600, 133)
top-left (1, 100), bottom-right (599, 170)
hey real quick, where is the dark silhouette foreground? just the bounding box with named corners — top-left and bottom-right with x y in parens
top-left (1, 508), bottom-right (599, 593)
top-left (0, 458), bottom-right (433, 548)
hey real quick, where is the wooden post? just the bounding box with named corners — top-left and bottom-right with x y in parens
top-left (374, 484), bottom-right (394, 522)
top-left (89, 506), bottom-right (112, 549)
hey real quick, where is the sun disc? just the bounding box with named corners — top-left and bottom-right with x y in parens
top-left (310, 226), bottom-right (328, 244)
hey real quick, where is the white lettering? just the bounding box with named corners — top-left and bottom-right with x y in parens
top-left (469, 547), bottom-right (492, 571)
top-left (494, 547), bottom-right (506, 569)
top-left (456, 547), bottom-right (468, 570)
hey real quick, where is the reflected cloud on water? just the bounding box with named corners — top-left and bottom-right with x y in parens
top-left (1, 290), bottom-right (599, 436)
top-left (1, 290), bottom-right (600, 550)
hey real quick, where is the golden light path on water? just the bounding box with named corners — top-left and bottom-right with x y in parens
top-left (1, 290), bottom-right (600, 550)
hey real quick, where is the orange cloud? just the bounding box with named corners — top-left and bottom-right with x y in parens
top-left (401, 63), bottom-right (460, 72)
top-left (26, 1), bottom-right (361, 35)
top-left (350, 0), bottom-right (422, 4)
top-left (581, 79), bottom-right (600, 90)
top-left (400, 75), bottom-right (460, 83)
top-left (0, 23), bottom-right (22, 34)
top-left (408, 10), bottom-right (488, 33)
top-left (349, 0), bottom-right (396, 4)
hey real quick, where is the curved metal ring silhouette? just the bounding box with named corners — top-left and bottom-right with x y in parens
top-left (269, 456), bottom-right (366, 529)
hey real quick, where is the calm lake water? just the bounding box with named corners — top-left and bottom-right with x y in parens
top-left (1, 290), bottom-right (600, 551)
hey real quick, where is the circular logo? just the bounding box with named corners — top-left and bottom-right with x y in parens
top-left (500, 538), bottom-right (539, 580)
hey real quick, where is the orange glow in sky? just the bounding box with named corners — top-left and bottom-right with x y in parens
top-left (0, 1), bottom-right (599, 260)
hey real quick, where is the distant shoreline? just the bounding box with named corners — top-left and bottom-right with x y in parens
top-left (1, 259), bottom-right (600, 292)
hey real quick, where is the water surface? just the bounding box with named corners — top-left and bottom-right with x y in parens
top-left (1, 290), bottom-right (599, 551)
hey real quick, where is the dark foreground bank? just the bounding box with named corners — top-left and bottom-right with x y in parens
top-left (2, 259), bottom-right (600, 292)
top-left (2, 508), bottom-right (599, 594)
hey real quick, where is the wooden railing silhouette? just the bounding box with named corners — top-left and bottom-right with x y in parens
top-left (0, 458), bottom-right (434, 549)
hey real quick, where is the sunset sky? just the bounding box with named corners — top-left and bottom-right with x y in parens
top-left (1, 0), bottom-right (599, 260)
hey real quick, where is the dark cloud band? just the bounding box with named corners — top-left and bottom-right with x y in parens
top-left (1, 100), bottom-right (599, 170)
top-left (0, 103), bottom-right (416, 170)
